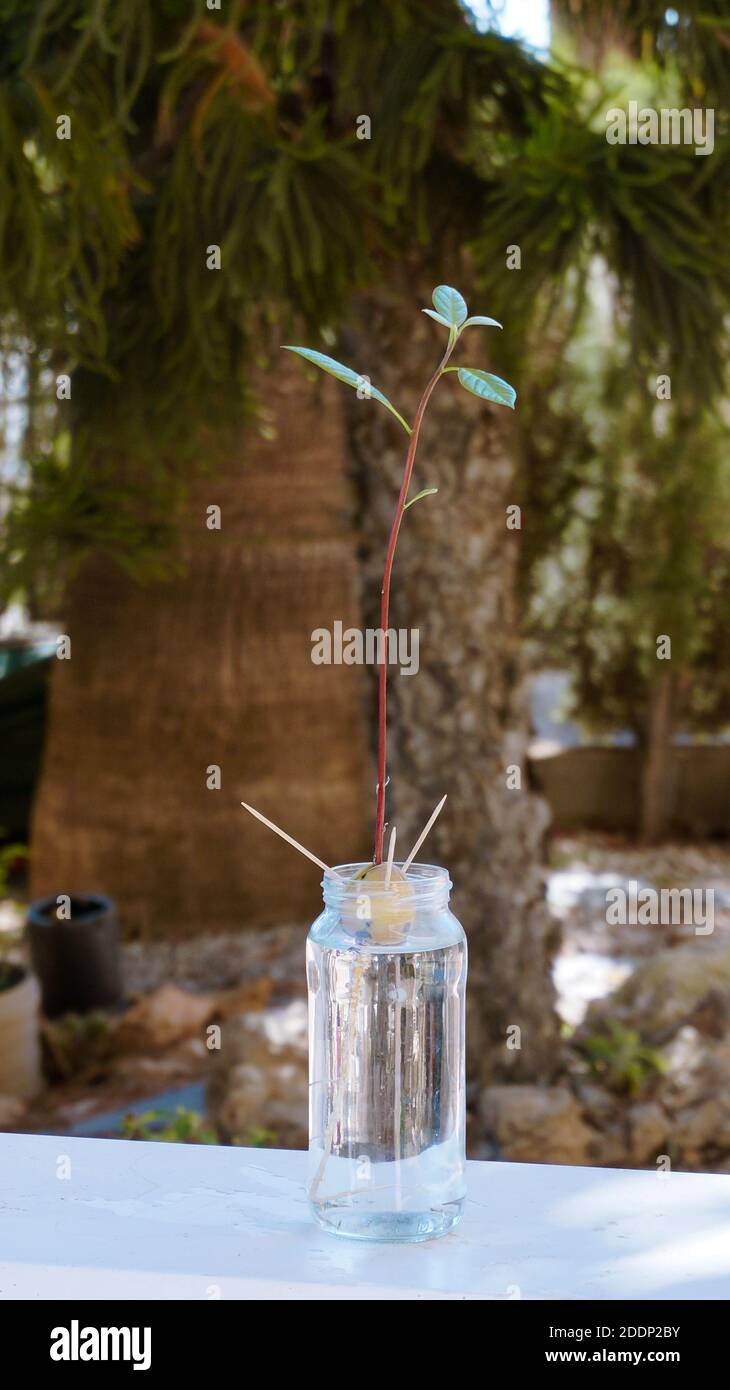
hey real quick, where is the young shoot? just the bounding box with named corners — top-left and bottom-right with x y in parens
top-left (284, 284), bottom-right (516, 863)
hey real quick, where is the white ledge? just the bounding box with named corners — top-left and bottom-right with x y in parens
top-left (1, 1133), bottom-right (729, 1300)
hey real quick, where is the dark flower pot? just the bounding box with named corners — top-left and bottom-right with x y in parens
top-left (26, 893), bottom-right (123, 1018)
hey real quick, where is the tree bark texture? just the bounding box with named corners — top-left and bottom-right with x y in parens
top-left (345, 288), bottom-right (559, 1087)
top-left (30, 361), bottom-right (372, 935)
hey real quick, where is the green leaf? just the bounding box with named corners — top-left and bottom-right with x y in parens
top-left (431, 285), bottom-right (468, 327)
top-left (422, 309), bottom-right (452, 328)
top-left (462, 315), bottom-right (502, 330)
top-left (281, 346), bottom-right (411, 433)
top-left (404, 487), bottom-right (438, 510)
top-left (457, 367), bottom-right (516, 409)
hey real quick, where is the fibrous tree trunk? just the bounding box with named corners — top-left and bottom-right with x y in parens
top-left (640, 668), bottom-right (676, 844)
top-left (345, 285), bottom-right (559, 1090)
top-left (30, 361), bottom-right (372, 935)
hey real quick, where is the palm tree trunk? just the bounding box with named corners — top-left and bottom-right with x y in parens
top-left (345, 284), bottom-right (559, 1089)
top-left (640, 669), bottom-right (676, 844)
top-left (30, 361), bottom-right (372, 935)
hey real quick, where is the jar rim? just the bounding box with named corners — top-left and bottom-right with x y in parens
top-left (322, 861), bottom-right (452, 907)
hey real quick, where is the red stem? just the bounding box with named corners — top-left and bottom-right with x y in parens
top-left (373, 337), bottom-right (455, 863)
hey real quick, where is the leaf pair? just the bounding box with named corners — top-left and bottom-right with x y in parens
top-left (423, 284), bottom-right (502, 333)
top-left (425, 285), bottom-right (516, 410)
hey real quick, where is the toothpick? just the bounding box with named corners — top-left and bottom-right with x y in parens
top-left (240, 801), bottom-right (344, 878)
top-left (384, 825), bottom-right (397, 887)
top-left (402, 794), bottom-right (447, 874)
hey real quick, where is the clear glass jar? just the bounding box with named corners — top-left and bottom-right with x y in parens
top-left (306, 862), bottom-right (467, 1242)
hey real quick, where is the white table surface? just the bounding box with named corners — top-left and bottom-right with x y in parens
top-left (1, 1133), bottom-right (729, 1300)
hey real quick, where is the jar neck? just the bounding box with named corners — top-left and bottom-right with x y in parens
top-left (322, 862), bottom-right (452, 912)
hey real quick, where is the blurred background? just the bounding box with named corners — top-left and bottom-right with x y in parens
top-left (1, 0), bottom-right (730, 1173)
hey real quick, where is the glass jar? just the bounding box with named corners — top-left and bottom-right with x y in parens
top-left (306, 862), bottom-right (467, 1242)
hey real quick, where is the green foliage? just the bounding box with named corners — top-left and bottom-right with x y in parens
top-left (0, 0), bottom-right (552, 600)
top-left (525, 302), bottom-right (730, 741)
top-left (121, 1106), bottom-right (276, 1147)
top-left (286, 283), bottom-right (516, 481)
top-left (122, 1105), bottom-right (219, 1145)
top-left (0, 0), bottom-right (728, 607)
top-left (423, 286), bottom-right (506, 349)
top-left (579, 1020), bottom-right (667, 1097)
top-left (552, 0), bottom-right (730, 105)
top-left (456, 366), bottom-right (516, 409)
top-left (280, 346), bottom-right (411, 434)
top-left (42, 1009), bottom-right (114, 1081)
top-left (431, 284), bottom-right (467, 326)
top-left (473, 103), bottom-right (730, 390)
top-left (423, 291), bottom-right (502, 339)
top-left (285, 285), bottom-right (516, 449)
top-left (422, 309), bottom-right (453, 328)
top-left (286, 281), bottom-right (513, 859)
top-left (403, 486), bottom-right (438, 510)
top-left (2, 426), bottom-right (184, 606)
top-left (509, 9), bottom-right (730, 748)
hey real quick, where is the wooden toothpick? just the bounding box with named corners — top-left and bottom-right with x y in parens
top-left (384, 825), bottom-right (397, 887)
top-left (402, 794), bottom-right (447, 874)
top-left (240, 801), bottom-right (344, 878)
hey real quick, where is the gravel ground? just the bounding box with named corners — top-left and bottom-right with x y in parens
top-left (122, 924), bottom-right (306, 999)
top-left (548, 833), bottom-right (730, 1025)
top-left (7, 835), bottom-right (730, 1133)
